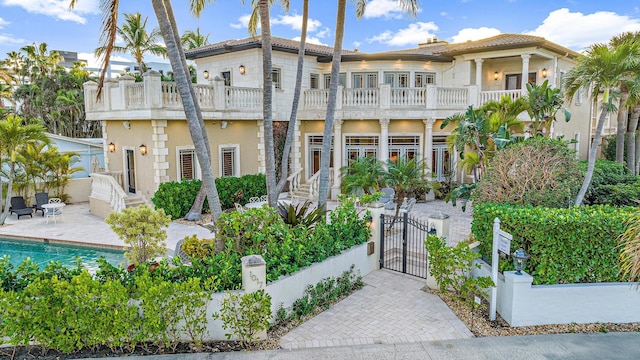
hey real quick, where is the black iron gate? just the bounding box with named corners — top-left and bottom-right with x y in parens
top-left (379, 213), bottom-right (431, 278)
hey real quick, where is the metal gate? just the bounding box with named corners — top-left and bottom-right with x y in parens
top-left (379, 213), bottom-right (431, 278)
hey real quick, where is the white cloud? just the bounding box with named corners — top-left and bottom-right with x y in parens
top-left (230, 14), bottom-right (252, 29)
top-left (528, 8), bottom-right (640, 50)
top-left (440, 12), bottom-right (448, 16)
top-left (363, 0), bottom-right (420, 19)
top-left (0, 17), bottom-right (9, 29)
top-left (451, 27), bottom-right (501, 43)
top-left (352, 41), bottom-right (362, 49)
top-left (272, 14), bottom-right (322, 32)
top-left (0, 33), bottom-right (25, 46)
top-left (1, 0), bottom-right (99, 24)
top-left (292, 36), bottom-right (327, 46)
top-left (315, 27), bottom-right (331, 39)
top-left (367, 22), bottom-right (438, 47)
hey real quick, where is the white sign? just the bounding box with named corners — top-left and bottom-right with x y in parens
top-left (497, 232), bottom-right (511, 255)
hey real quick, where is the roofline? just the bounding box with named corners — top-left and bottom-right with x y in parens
top-left (46, 133), bottom-right (104, 148)
top-left (443, 39), bottom-right (580, 59)
top-left (185, 41), bottom-right (336, 60)
top-left (317, 53), bottom-right (453, 63)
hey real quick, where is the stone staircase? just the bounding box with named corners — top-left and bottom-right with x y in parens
top-left (290, 183), bottom-right (314, 201)
top-left (124, 193), bottom-right (147, 208)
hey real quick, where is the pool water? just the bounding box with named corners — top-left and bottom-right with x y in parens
top-left (0, 238), bottom-right (126, 271)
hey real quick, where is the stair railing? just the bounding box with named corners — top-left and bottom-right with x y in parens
top-left (90, 172), bottom-right (128, 213)
top-left (287, 167), bottom-right (303, 196)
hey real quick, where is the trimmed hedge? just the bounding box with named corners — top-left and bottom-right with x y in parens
top-left (580, 160), bottom-right (640, 206)
top-left (152, 174), bottom-right (267, 219)
top-left (472, 202), bottom-right (634, 285)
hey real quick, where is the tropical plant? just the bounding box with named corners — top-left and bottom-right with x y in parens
top-left (382, 157), bottom-right (429, 218)
top-left (96, 12), bottom-right (167, 74)
top-left (620, 209), bottom-right (640, 286)
top-left (318, 0), bottom-right (419, 209)
top-left (525, 79), bottom-right (571, 135)
top-left (340, 156), bottom-right (385, 195)
top-left (563, 40), bottom-right (640, 205)
top-left (180, 27), bottom-right (210, 50)
top-left (0, 115), bottom-right (49, 225)
top-left (105, 205), bottom-right (171, 264)
top-left (276, 200), bottom-right (325, 229)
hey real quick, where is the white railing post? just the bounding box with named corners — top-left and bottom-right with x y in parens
top-left (143, 70), bottom-right (162, 108)
top-left (213, 77), bottom-right (226, 110)
top-left (467, 85), bottom-right (479, 107)
top-left (336, 85), bottom-right (343, 110)
top-left (426, 85), bottom-right (437, 109)
top-left (287, 168), bottom-right (303, 196)
top-left (379, 83), bottom-right (391, 110)
top-left (115, 75), bottom-right (135, 110)
top-left (83, 81), bottom-right (99, 112)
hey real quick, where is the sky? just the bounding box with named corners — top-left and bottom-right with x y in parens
top-left (1, 0), bottom-right (640, 68)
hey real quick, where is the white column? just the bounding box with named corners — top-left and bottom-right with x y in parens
top-left (423, 118), bottom-right (435, 176)
top-left (379, 118), bottom-right (390, 163)
top-left (474, 58), bottom-right (484, 89)
top-left (331, 119), bottom-right (343, 198)
top-left (292, 119), bottom-right (302, 172)
top-left (257, 120), bottom-right (266, 173)
top-left (151, 120), bottom-right (169, 191)
top-left (521, 54), bottom-right (531, 95)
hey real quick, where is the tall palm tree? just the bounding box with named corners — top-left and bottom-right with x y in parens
top-left (318, 0), bottom-right (418, 209)
top-left (181, 27), bottom-right (211, 50)
top-left (70, 0), bottom-right (224, 223)
top-left (96, 12), bottom-right (167, 75)
top-left (0, 115), bottom-right (49, 225)
top-left (383, 157), bottom-right (427, 219)
top-left (563, 41), bottom-right (640, 206)
top-left (524, 79), bottom-right (571, 136)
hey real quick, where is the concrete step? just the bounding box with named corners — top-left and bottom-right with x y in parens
top-left (124, 194), bottom-right (146, 208)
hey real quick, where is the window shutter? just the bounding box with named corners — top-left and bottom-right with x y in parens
top-left (221, 148), bottom-right (235, 177)
top-left (180, 150), bottom-right (195, 180)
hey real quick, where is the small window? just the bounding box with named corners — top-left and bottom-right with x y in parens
top-left (324, 73), bottom-right (346, 89)
top-left (310, 73), bottom-right (319, 89)
top-left (352, 72), bottom-right (378, 88)
top-left (178, 148), bottom-right (199, 180)
top-left (272, 68), bottom-right (282, 89)
top-left (219, 145), bottom-right (239, 177)
top-left (384, 72), bottom-right (409, 87)
top-left (220, 71), bottom-right (231, 86)
top-left (415, 72), bottom-right (435, 87)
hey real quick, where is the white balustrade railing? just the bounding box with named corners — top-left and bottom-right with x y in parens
top-left (343, 88), bottom-right (379, 108)
top-left (308, 168), bottom-right (334, 200)
top-left (304, 89), bottom-right (329, 108)
top-left (436, 87), bottom-right (468, 107)
top-left (479, 89), bottom-right (522, 105)
top-left (126, 83), bottom-right (145, 107)
top-left (90, 172), bottom-right (128, 213)
top-left (161, 82), bottom-right (181, 106)
top-left (86, 88), bottom-right (104, 111)
top-left (194, 84), bottom-right (215, 108)
top-left (287, 168), bottom-right (303, 196)
top-left (391, 87), bottom-right (426, 107)
top-left (226, 86), bottom-right (262, 109)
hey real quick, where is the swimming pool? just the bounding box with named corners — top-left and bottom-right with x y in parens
top-left (0, 237), bottom-right (126, 271)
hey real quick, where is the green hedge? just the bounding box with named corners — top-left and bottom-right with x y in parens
top-left (152, 174), bottom-right (267, 219)
top-left (472, 202), bottom-right (634, 285)
top-left (580, 160), bottom-right (640, 206)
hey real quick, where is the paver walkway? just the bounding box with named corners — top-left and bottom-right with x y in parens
top-left (279, 269), bottom-right (473, 350)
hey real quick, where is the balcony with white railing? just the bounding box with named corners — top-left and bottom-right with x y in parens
top-left (478, 89), bottom-right (523, 106)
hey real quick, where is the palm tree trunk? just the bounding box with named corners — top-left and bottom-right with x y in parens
top-left (574, 107), bottom-right (609, 206)
top-left (627, 106), bottom-right (640, 174)
top-left (0, 163), bottom-right (15, 225)
top-left (318, 0), bottom-right (347, 209)
top-left (259, 0), bottom-right (278, 207)
top-left (276, 0), bottom-right (308, 194)
top-left (616, 94), bottom-right (629, 163)
top-left (151, 0), bottom-right (222, 222)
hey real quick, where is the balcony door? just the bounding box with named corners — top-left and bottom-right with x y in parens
top-left (505, 72), bottom-right (537, 90)
top-left (125, 148), bottom-right (136, 194)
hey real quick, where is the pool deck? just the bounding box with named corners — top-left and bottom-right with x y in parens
top-left (0, 202), bottom-right (214, 254)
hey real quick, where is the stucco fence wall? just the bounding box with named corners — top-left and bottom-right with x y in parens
top-left (472, 260), bottom-right (640, 327)
top-left (8, 178), bottom-right (91, 205)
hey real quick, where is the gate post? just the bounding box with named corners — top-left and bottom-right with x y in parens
top-left (367, 203), bottom-right (384, 270)
top-left (402, 212), bottom-right (408, 274)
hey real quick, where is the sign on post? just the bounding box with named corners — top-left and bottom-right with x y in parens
top-left (490, 218), bottom-right (512, 321)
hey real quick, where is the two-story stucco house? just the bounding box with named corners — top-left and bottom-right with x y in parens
top-left (84, 34), bottom-right (605, 215)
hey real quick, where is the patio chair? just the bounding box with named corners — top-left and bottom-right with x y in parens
top-left (248, 197), bottom-right (260, 203)
top-left (10, 196), bottom-right (33, 219)
top-left (234, 203), bottom-right (246, 213)
top-left (399, 198), bottom-right (417, 214)
top-left (34, 192), bottom-right (49, 216)
top-left (45, 198), bottom-right (65, 224)
top-left (379, 187), bottom-right (395, 208)
top-left (260, 195), bottom-right (268, 202)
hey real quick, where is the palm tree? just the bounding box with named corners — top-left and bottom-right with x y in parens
top-left (383, 157), bottom-right (427, 219)
top-left (0, 114), bottom-right (49, 225)
top-left (96, 12), bottom-right (167, 75)
top-left (563, 41), bottom-right (640, 206)
top-left (318, 0), bottom-right (418, 209)
top-left (524, 79), bottom-right (571, 136)
top-left (340, 156), bottom-right (385, 195)
top-left (181, 27), bottom-right (210, 50)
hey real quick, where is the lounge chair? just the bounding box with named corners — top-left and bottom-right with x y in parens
top-left (10, 196), bottom-right (33, 219)
top-left (34, 192), bottom-right (49, 216)
top-left (399, 198), bottom-right (417, 214)
top-left (379, 187), bottom-right (395, 210)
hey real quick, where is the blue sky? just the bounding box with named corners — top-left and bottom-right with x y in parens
top-left (1, 0), bottom-right (639, 67)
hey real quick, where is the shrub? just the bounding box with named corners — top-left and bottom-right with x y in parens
top-left (152, 174), bottom-right (267, 219)
top-left (276, 200), bottom-right (325, 228)
top-left (474, 137), bottom-right (581, 208)
top-left (472, 202), bottom-right (634, 285)
top-left (181, 234), bottom-right (216, 259)
top-left (214, 289), bottom-right (272, 346)
top-left (106, 205), bottom-right (171, 264)
top-left (580, 160), bottom-right (640, 206)
top-left (425, 235), bottom-right (493, 303)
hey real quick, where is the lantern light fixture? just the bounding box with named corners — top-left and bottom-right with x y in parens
top-left (239, 65), bottom-right (246, 75)
top-left (108, 142), bottom-right (116, 153)
top-left (139, 144), bottom-right (148, 156)
top-left (203, 70), bottom-right (210, 79)
top-left (512, 248), bottom-right (530, 275)
top-left (494, 71), bottom-right (499, 81)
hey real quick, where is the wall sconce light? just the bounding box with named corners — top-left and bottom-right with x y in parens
top-left (221, 120), bottom-right (228, 129)
top-left (139, 144), bottom-right (148, 156)
top-left (122, 121), bottom-right (131, 129)
top-left (239, 65), bottom-right (246, 75)
top-left (542, 68), bottom-right (547, 78)
top-left (203, 70), bottom-right (210, 79)
top-left (108, 142), bottom-right (116, 153)
top-left (494, 71), bottom-right (499, 81)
